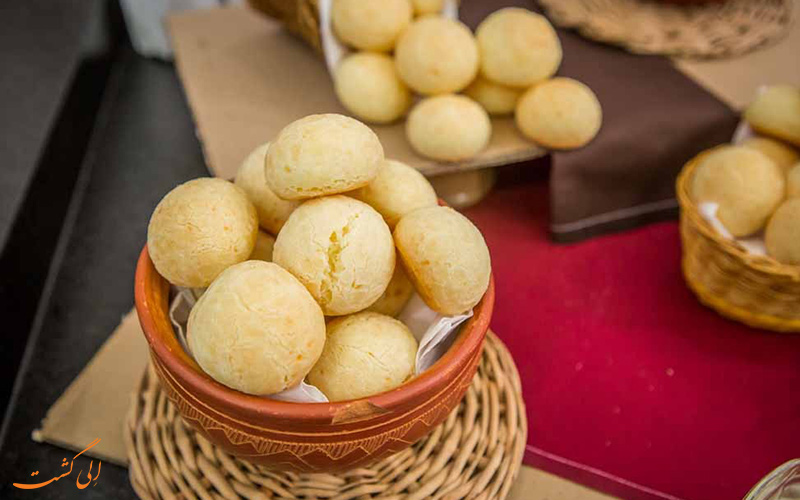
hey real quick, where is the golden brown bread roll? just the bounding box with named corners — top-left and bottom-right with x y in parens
top-left (463, 76), bottom-right (522, 116)
top-left (744, 85), bottom-right (800, 147)
top-left (691, 145), bottom-right (785, 237)
top-left (188, 261), bottom-right (326, 395)
top-left (334, 52), bottom-right (412, 124)
top-left (307, 312), bottom-right (417, 401)
top-left (348, 159), bottom-right (437, 228)
top-left (266, 114), bottom-right (384, 200)
top-left (234, 143), bottom-right (299, 235)
top-left (273, 196), bottom-right (395, 316)
top-left (406, 95), bottom-right (491, 161)
top-left (147, 178), bottom-right (258, 287)
top-left (515, 77), bottom-right (602, 150)
top-left (394, 205), bottom-right (491, 315)
top-left (476, 7), bottom-right (561, 88)
top-left (394, 16), bottom-right (479, 95)
top-left (331, 0), bottom-right (412, 51)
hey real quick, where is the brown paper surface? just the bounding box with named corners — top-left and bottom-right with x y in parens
top-left (33, 309), bottom-right (149, 467)
top-left (167, 6), bottom-right (544, 180)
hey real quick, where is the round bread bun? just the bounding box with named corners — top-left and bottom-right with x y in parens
top-left (394, 205), bottom-right (491, 315)
top-left (742, 137), bottom-right (799, 174)
top-left (331, 0), bottom-right (412, 51)
top-left (147, 178), bottom-right (257, 288)
top-left (188, 261), bottom-right (326, 395)
top-left (788, 163), bottom-right (800, 199)
top-left (234, 143), bottom-right (299, 234)
top-left (307, 312), bottom-right (417, 402)
top-left (367, 262), bottom-right (415, 317)
top-left (476, 7), bottom-right (561, 88)
top-left (744, 85), bottom-right (800, 147)
top-left (690, 145), bottom-right (785, 237)
top-left (250, 231), bottom-right (275, 262)
top-left (406, 95), bottom-right (491, 161)
top-left (273, 196), bottom-right (395, 316)
top-left (410, 0), bottom-right (443, 15)
top-left (349, 159), bottom-right (437, 228)
top-left (334, 52), bottom-right (412, 124)
top-left (395, 16), bottom-right (479, 95)
top-left (516, 77), bottom-right (602, 150)
top-left (463, 76), bottom-right (522, 116)
top-left (765, 199), bottom-right (800, 265)
top-left (266, 114), bottom-right (384, 200)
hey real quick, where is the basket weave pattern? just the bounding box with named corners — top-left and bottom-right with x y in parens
top-left (539, 0), bottom-right (792, 59)
top-left (126, 332), bottom-right (527, 500)
top-left (677, 151), bottom-right (800, 332)
top-left (248, 0), bottom-right (322, 52)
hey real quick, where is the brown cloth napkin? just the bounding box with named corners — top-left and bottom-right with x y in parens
top-left (459, 0), bottom-right (740, 243)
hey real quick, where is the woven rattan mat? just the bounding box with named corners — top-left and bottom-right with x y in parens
top-left (126, 332), bottom-right (527, 500)
top-left (539, 0), bottom-right (792, 59)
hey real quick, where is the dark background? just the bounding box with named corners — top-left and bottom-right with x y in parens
top-left (0, 1), bottom-right (208, 497)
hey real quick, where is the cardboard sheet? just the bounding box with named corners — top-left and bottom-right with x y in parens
top-left (167, 7), bottom-right (545, 180)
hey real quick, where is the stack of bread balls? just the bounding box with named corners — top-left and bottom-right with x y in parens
top-left (330, 2), bottom-right (602, 161)
top-left (147, 113), bottom-right (491, 401)
top-left (691, 84), bottom-right (800, 265)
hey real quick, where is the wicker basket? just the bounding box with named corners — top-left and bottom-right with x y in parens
top-left (248, 0), bottom-right (322, 52)
top-left (127, 332), bottom-right (527, 500)
top-left (677, 150), bottom-right (800, 333)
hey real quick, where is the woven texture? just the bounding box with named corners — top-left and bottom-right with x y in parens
top-left (677, 150), bottom-right (800, 333)
top-left (248, 0), bottom-right (322, 53)
top-left (126, 332), bottom-right (527, 500)
top-left (539, 0), bottom-right (792, 59)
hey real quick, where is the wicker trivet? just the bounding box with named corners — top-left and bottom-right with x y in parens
top-left (126, 332), bottom-right (527, 500)
top-left (539, 0), bottom-right (792, 59)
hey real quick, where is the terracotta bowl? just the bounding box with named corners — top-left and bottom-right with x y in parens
top-left (134, 246), bottom-right (494, 472)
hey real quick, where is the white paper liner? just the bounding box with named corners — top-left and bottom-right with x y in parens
top-left (317, 0), bottom-right (460, 74)
top-left (169, 286), bottom-right (472, 403)
top-left (695, 89), bottom-right (774, 258)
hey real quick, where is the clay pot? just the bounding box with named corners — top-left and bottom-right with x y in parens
top-left (134, 246), bottom-right (494, 472)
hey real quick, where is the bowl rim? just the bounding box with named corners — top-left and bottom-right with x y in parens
top-left (135, 245), bottom-right (494, 424)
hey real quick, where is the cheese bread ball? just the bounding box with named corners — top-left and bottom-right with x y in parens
top-left (349, 159), bottom-right (437, 228)
top-left (788, 164), bottom-right (800, 198)
top-left (307, 312), bottom-right (417, 401)
top-left (148, 178), bottom-right (258, 287)
top-left (406, 95), bottom-right (491, 161)
top-left (463, 76), bottom-right (522, 116)
top-left (394, 206), bottom-right (490, 315)
top-left (395, 17), bottom-right (479, 95)
top-left (765, 199), bottom-right (800, 265)
top-left (188, 261), bottom-right (326, 395)
top-left (331, 0), bottom-right (412, 52)
top-left (334, 52), bottom-right (412, 124)
top-left (411, 0), bottom-right (443, 16)
top-left (742, 137), bottom-right (799, 174)
top-left (234, 143), bottom-right (300, 234)
top-left (273, 196), bottom-right (395, 315)
top-left (691, 146), bottom-right (785, 237)
top-left (516, 78), bottom-right (602, 150)
top-left (744, 85), bottom-right (800, 147)
top-left (476, 8), bottom-right (561, 88)
top-left (250, 231), bottom-right (275, 262)
top-left (266, 114), bottom-right (384, 200)
top-left (367, 262), bottom-right (415, 316)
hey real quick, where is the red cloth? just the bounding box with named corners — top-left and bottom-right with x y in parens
top-left (463, 172), bottom-right (800, 500)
